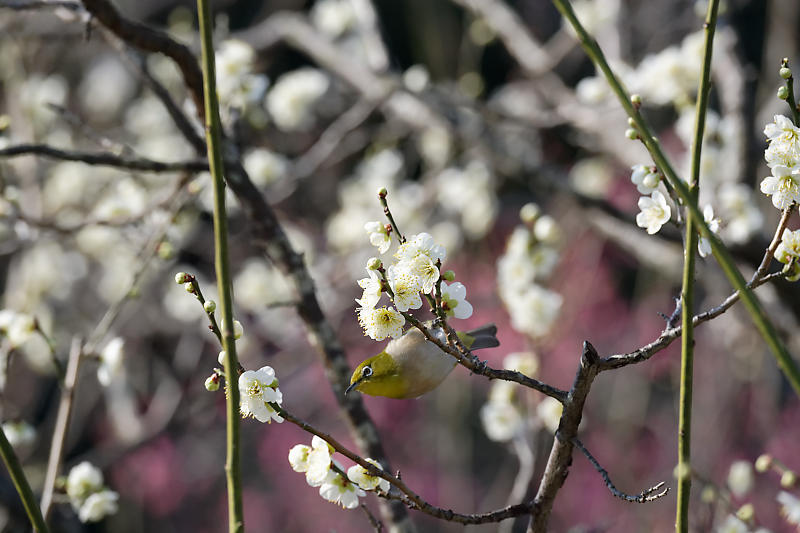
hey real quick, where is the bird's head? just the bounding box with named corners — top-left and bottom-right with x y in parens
top-left (345, 351), bottom-right (410, 398)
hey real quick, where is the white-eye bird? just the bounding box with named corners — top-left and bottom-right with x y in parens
top-left (346, 324), bottom-right (499, 399)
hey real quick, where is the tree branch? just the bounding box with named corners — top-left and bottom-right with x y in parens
top-left (572, 438), bottom-right (669, 503)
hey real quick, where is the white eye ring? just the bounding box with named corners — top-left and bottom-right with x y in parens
top-left (363, 366), bottom-right (373, 377)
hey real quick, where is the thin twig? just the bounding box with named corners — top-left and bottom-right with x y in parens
top-left (360, 503), bottom-right (384, 532)
top-left (0, 0), bottom-right (80, 10)
top-left (752, 206), bottom-right (793, 283)
top-left (572, 438), bottom-right (669, 503)
top-left (0, 426), bottom-right (50, 532)
top-left (782, 58), bottom-right (800, 126)
top-left (40, 337), bottom-right (82, 522)
top-left (378, 189), bottom-right (406, 244)
top-left (0, 144), bottom-right (207, 173)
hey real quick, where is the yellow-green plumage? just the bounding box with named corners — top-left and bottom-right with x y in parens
top-left (347, 324), bottom-right (498, 399)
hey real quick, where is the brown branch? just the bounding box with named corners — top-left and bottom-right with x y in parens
top-left (40, 337), bottom-right (82, 522)
top-left (572, 437), bottom-right (669, 503)
top-left (0, 0), bottom-right (81, 10)
top-left (0, 144), bottom-right (207, 173)
top-left (529, 341), bottom-right (600, 532)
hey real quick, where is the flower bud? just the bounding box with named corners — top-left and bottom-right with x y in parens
top-left (184, 281), bottom-right (195, 293)
top-left (157, 242), bottom-right (173, 260)
top-left (755, 454), bottom-right (772, 472)
top-left (735, 503), bottom-right (754, 522)
top-left (700, 486), bottom-right (716, 503)
top-left (778, 86), bottom-right (789, 100)
top-left (627, 117), bottom-right (636, 127)
top-left (175, 272), bottom-right (190, 284)
top-left (222, 320), bottom-right (244, 339)
top-left (625, 128), bottom-right (638, 140)
top-left (519, 202), bottom-right (540, 224)
top-left (780, 67), bottom-right (792, 79)
top-left (218, 350), bottom-right (226, 365)
top-left (367, 257), bottom-right (382, 270)
top-left (630, 93), bottom-right (642, 106)
top-left (204, 300), bottom-right (217, 313)
top-left (534, 215), bottom-right (560, 244)
top-left (781, 470), bottom-right (797, 488)
top-left (442, 270), bottom-right (456, 281)
top-left (205, 374), bottom-right (220, 391)
top-left (377, 187), bottom-right (388, 198)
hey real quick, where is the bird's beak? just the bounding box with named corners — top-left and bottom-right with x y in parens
top-left (345, 380), bottom-right (361, 395)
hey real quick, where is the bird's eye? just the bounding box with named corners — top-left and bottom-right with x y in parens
top-left (362, 366), bottom-right (373, 378)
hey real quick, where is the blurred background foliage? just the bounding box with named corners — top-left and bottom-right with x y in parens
top-left (0, 0), bottom-right (799, 531)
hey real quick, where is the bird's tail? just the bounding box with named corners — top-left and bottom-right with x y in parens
top-left (463, 323), bottom-right (499, 350)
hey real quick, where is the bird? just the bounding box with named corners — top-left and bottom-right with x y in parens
top-left (346, 324), bottom-right (499, 399)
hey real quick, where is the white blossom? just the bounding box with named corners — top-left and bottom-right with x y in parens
top-left (778, 491), bottom-right (800, 526)
top-left (347, 458), bottom-right (390, 492)
top-left (0, 311), bottom-right (35, 348)
top-left (319, 469), bottom-right (365, 509)
top-left (66, 462), bottom-right (104, 505)
top-left (698, 205), bottom-right (721, 258)
top-left (357, 269), bottom-right (383, 309)
top-left (775, 228), bottom-right (800, 264)
top-left (265, 68), bottom-right (329, 131)
top-left (440, 281), bottom-right (473, 320)
top-left (480, 401), bottom-right (523, 442)
top-left (508, 285), bottom-right (563, 338)
top-left (630, 164), bottom-right (661, 195)
top-left (77, 489), bottom-right (119, 523)
top-left (387, 266), bottom-right (423, 312)
top-left (97, 337), bottom-right (124, 386)
top-left (310, 0), bottom-right (355, 37)
top-left (764, 114), bottom-right (800, 169)
top-left (215, 40), bottom-right (268, 109)
top-left (716, 515), bottom-right (748, 533)
top-left (726, 460), bottom-right (754, 498)
top-left (536, 397), bottom-right (563, 434)
top-left (1, 421), bottom-right (35, 450)
top-left (760, 164), bottom-right (800, 209)
top-left (238, 366), bottom-right (284, 424)
top-left (356, 304), bottom-right (405, 341)
top-left (364, 221), bottom-right (391, 254)
top-left (243, 149), bottom-right (287, 188)
top-left (636, 190), bottom-right (672, 234)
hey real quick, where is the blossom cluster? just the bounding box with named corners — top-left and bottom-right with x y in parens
top-left (497, 204), bottom-right (562, 339)
top-left (479, 352), bottom-right (562, 442)
top-left (761, 115), bottom-right (800, 210)
top-left (356, 225), bottom-right (473, 341)
top-left (65, 461), bottom-right (119, 523)
top-left (288, 436), bottom-right (389, 509)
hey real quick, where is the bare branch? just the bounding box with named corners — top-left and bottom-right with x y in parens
top-left (529, 341), bottom-right (600, 532)
top-left (573, 438), bottom-right (669, 503)
top-left (40, 337), bottom-right (82, 521)
top-left (0, 144), bottom-right (207, 173)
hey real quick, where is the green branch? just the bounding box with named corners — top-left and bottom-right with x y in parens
top-left (676, 2), bottom-right (719, 531)
top-left (196, 1), bottom-right (244, 532)
top-left (0, 427), bottom-right (49, 533)
top-left (551, 0), bottom-right (800, 397)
